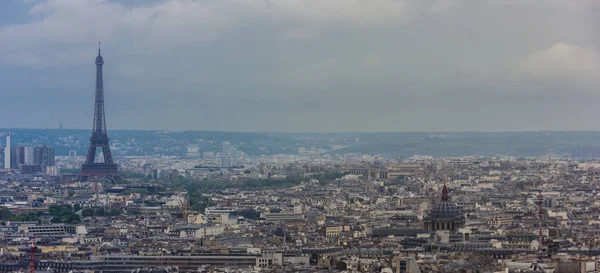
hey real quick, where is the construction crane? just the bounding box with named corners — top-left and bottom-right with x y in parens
top-left (29, 241), bottom-right (36, 273)
top-left (529, 191), bottom-right (546, 270)
top-left (537, 191), bottom-right (544, 263)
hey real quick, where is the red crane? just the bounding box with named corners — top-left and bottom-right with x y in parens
top-left (538, 191), bottom-right (543, 262)
top-left (29, 242), bottom-right (36, 273)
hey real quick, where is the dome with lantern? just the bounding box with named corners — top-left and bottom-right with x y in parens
top-left (423, 184), bottom-right (465, 232)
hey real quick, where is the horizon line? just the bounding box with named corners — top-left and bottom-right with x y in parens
top-left (3, 127), bottom-right (600, 134)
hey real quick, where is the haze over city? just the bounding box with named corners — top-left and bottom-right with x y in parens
top-left (6, 2), bottom-right (600, 273)
top-left (0, 0), bottom-right (599, 132)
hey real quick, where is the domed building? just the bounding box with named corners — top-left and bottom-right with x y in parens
top-left (423, 184), bottom-right (465, 232)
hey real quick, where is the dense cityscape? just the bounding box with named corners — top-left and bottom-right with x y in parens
top-left (2, 1), bottom-right (600, 273)
top-left (0, 50), bottom-right (598, 273)
top-left (4, 129), bottom-right (600, 272)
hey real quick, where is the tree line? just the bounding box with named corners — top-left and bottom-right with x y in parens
top-left (173, 171), bottom-right (343, 214)
top-left (1, 204), bottom-right (122, 224)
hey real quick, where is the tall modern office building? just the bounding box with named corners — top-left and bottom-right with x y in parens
top-left (8, 145), bottom-right (54, 171)
top-left (222, 141), bottom-right (234, 157)
top-left (3, 133), bottom-right (10, 169)
top-left (10, 146), bottom-right (35, 169)
top-left (24, 147), bottom-right (34, 165)
top-left (9, 147), bottom-right (19, 169)
top-left (219, 141), bottom-right (236, 168)
top-left (0, 145), bottom-right (4, 169)
top-left (34, 146), bottom-right (55, 167)
top-left (219, 157), bottom-right (233, 168)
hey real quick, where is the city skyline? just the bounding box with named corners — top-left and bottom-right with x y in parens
top-left (0, 0), bottom-right (599, 132)
top-left (3, 2), bottom-right (600, 270)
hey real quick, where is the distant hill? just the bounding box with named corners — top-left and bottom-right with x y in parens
top-left (330, 131), bottom-right (600, 158)
top-left (2, 129), bottom-right (600, 158)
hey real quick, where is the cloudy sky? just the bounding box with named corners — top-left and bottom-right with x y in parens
top-left (0, 0), bottom-right (599, 132)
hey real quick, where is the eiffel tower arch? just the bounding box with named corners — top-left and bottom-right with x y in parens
top-left (79, 45), bottom-right (119, 182)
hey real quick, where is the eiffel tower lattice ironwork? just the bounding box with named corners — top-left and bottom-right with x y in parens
top-left (79, 44), bottom-right (119, 182)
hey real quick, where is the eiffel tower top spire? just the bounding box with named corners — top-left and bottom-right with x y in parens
top-left (96, 42), bottom-right (103, 65)
top-left (92, 43), bottom-right (106, 136)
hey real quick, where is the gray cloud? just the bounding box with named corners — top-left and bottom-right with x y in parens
top-left (0, 0), bottom-right (599, 132)
top-left (520, 43), bottom-right (600, 82)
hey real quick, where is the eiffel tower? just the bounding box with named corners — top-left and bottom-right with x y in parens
top-left (79, 44), bottom-right (119, 182)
